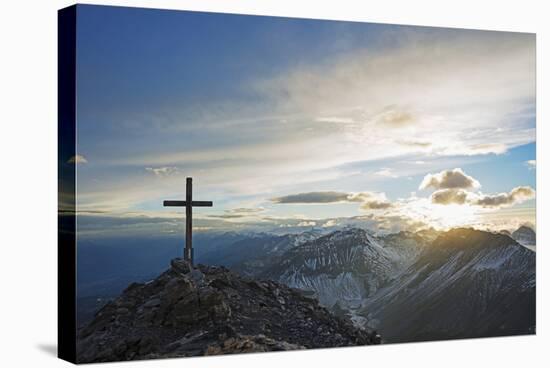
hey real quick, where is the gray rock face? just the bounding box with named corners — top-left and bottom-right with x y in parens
top-left (170, 258), bottom-right (191, 274)
top-left (361, 228), bottom-right (536, 343)
top-left (261, 229), bottom-right (428, 310)
top-left (512, 225), bottom-right (536, 246)
top-left (76, 258), bottom-right (380, 363)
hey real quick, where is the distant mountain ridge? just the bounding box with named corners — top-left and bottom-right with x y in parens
top-left (197, 229), bottom-right (327, 276)
top-left (361, 228), bottom-right (535, 342)
top-left (260, 228), bottom-right (428, 311)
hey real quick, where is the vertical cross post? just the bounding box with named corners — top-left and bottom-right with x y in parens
top-left (185, 177), bottom-right (193, 263)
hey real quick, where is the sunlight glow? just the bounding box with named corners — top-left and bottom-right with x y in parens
top-left (400, 198), bottom-right (480, 230)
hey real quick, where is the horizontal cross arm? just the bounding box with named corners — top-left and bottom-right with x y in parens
top-left (164, 200), bottom-right (187, 207)
top-left (191, 200), bottom-right (213, 207)
top-left (163, 200), bottom-right (213, 207)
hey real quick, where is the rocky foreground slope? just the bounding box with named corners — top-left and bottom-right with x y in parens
top-left (77, 259), bottom-right (380, 363)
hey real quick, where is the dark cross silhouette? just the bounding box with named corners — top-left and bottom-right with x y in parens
top-left (163, 177), bottom-right (213, 265)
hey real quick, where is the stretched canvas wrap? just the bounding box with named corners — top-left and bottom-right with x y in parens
top-left (58, 4), bottom-right (536, 364)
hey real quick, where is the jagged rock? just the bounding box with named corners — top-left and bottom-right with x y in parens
top-left (189, 269), bottom-right (205, 284)
top-left (205, 335), bottom-right (304, 355)
top-left (171, 258), bottom-right (191, 274)
top-left (76, 258), bottom-right (380, 363)
top-left (143, 298), bottom-right (161, 308)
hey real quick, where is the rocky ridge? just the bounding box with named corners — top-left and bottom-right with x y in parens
top-left (361, 228), bottom-right (536, 342)
top-left (261, 228), bottom-right (428, 310)
top-left (512, 225), bottom-right (536, 246)
top-left (76, 258), bottom-right (380, 363)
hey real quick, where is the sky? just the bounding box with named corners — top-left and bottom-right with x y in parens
top-left (72, 5), bottom-right (536, 237)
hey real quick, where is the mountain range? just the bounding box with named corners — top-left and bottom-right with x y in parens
top-left (361, 228), bottom-right (535, 342)
top-left (246, 227), bottom-right (535, 342)
top-left (78, 225), bottom-right (536, 344)
top-left (259, 229), bottom-right (428, 310)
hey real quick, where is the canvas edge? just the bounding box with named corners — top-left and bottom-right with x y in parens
top-left (58, 4), bottom-right (77, 364)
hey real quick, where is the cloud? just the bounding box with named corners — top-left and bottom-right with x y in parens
top-left (416, 169), bottom-right (534, 211)
top-left (448, 143), bottom-right (508, 156)
top-left (145, 166), bottom-right (181, 177)
top-left (254, 31), bottom-right (534, 161)
top-left (396, 140), bottom-right (432, 148)
top-left (206, 213), bottom-right (247, 219)
top-left (226, 207), bottom-right (265, 214)
top-left (346, 192), bottom-right (381, 203)
top-left (75, 29), bottom-right (535, 219)
top-left (322, 219), bottom-right (338, 228)
top-left (315, 116), bottom-right (355, 124)
top-left (67, 154), bottom-right (87, 164)
top-left (471, 186), bottom-right (535, 208)
top-left (525, 160), bottom-right (536, 170)
top-left (428, 185), bottom-right (535, 209)
top-left (358, 213), bottom-right (430, 234)
top-left (374, 168), bottom-right (398, 178)
top-left (272, 191), bottom-right (384, 204)
top-left (297, 221), bottom-right (316, 227)
top-left (272, 191), bottom-right (352, 204)
top-left (430, 189), bottom-right (470, 205)
top-left (207, 207), bottom-right (265, 219)
top-left (374, 106), bottom-right (416, 127)
top-left (272, 190), bottom-right (392, 212)
top-left (75, 212), bottom-right (269, 237)
top-left (360, 200), bottom-right (393, 210)
top-left (419, 168), bottom-right (481, 190)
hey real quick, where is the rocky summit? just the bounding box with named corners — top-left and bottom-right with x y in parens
top-left (76, 258), bottom-right (380, 363)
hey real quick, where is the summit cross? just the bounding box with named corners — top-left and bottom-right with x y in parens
top-left (163, 177), bottom-right (213, 265)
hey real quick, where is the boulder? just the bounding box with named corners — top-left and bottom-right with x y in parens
top-left (171, 258), bottom-right (192, 274)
